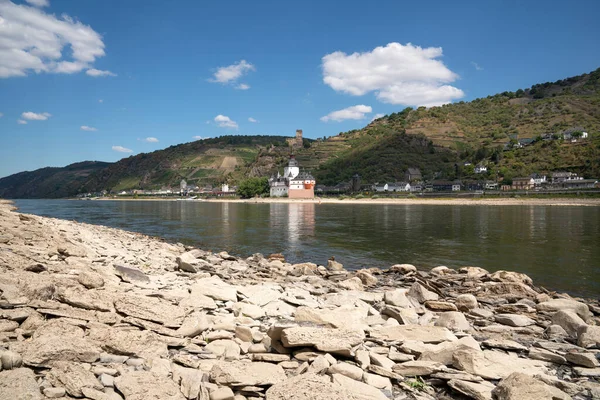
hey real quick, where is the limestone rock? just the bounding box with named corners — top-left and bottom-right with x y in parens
top-left (389, 264), bottom-right (417, 274)
top-left (46, 361), bottom-right (103, 397)
top-left (370, 325), bottom-right (457, 344)
top-left (355, 270), bottom-right (378, 286)
top-left (17, 320), bottom-right (100, 366)
top-left (332, 373), bottom-right (388, 400)
top-left (114, 294), bottom-right (185, 325)
top-left (233, 302), bottom-right (266, 319)
top-left (329, 362), bottom-right (364, 381)
top-left (176, 251), bottom-right (203, 272)
top-left (294, 306), bottom-right (368, 330)
top-left (453, 350), bottom-right (549, 380)
top-left (0, 368), bottom-right (42, 400)
top-left (527, 348), bottom-right (566, 365)
top-left (176, 311), bottom-right (211, 337)
top-left (210, 361), bottom-right (286, 386)
top-left (56, 286), bottom-right (114, 312)
top-left (266, 373), bottom-right (354, 400)
top-left (77, 271), bottom-right (105, 289)
top-left (281, 327), bottom-right (365, 355)
top-left (419, 336), bottom-right (481, 365)
top-left (392, 360), bottom-right (444, 376)
top-left (448, 379), bottom-right (494, 400)
top-left (237, 284), bottom-right (282, 306)
top-left (205, 340), bottom-right (241, 360)
top-left (425, 301), bottom-right (458, 312)
top-left (459, 266), bottom-right (489, 278)
top-left (578, 325), bottom-right (600, 348)
top-left (211, 387), bottom-right (234, 400)
top-left (338, 277), bottom-right (364, 291)
top-left (435, 311), bottom-right (471, 331)
top-left (494, 314), bottom-right (535, 327)
top-left (490, 270), bottom-right (533, 285)
top-left (492, 372), bottom-right (571, 400)
top-left (89, 327), bottom-right (168, 358)
top-left (172, 364), bottom-right (206, 400)
top-left (327, 259), bottom-right (345, 271)
top-left (383, 289), bottom-right (412, 308)
top-left (114, 264), bottom-right (150, 283)
top-left (382, 306), bottom-right (419, 325)
top-left (455, 294), bottom-right (478, 311)
top-left (537, 299), bottom-right (592, 321)
top-left (565, 352), bottom-right (599, 368)
top-left (0, 350), bottom-right (22, 369)
top-left (408, 282), bottom-right (439, 303)
top-left (114, 371), bottom-right (186, 400)
top-left (191, 276), bottom-right (238, 302)
top-left (551, 310), bottom-right (587, 338)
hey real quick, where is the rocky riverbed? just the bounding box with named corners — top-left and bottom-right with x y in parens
top-left (1, 199), bottom-right (600, 400)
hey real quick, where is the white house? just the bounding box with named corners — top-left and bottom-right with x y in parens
top-left (474, 165), bottom-right (488, 174)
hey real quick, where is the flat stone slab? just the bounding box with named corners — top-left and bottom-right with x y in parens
top-left (210, 361), bottom-right (287, 386)
top-left (370, 325), bottom-right (457, 343)
top-left (281, 327), bottom-right (365, 355)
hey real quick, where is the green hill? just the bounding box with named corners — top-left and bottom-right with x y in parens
top-left (0, 161), bottom-right (111, 199)
top-left (1, 67), bottom-right (599, 198)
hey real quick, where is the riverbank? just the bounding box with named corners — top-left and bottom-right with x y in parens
top-left (99, 196), bottom-right (600, 206)
top-left (1, 199), bottom-right (600, 399)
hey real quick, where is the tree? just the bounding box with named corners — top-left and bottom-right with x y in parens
top-left (237, 177), bottom-right (269, 199)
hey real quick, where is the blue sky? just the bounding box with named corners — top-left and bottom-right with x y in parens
top-left (1, 0), bottom-right (599, 178)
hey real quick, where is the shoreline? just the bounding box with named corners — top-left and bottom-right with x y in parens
top-left (1, 198), bottom-right (600, 399)
top-left (93, 196), bottom-right (600, 206)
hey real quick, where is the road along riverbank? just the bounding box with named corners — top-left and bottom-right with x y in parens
top-left (1, 199), bottom-right (599, 399)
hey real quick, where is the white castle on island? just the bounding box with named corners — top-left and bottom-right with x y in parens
top-left (269, 154), bottom-right (316, 199)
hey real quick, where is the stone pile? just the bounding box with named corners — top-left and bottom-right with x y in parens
top-left (1, 199), bottom-right (600, 399)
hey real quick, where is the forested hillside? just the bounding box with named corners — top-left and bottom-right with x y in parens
top-left (1, 68), bottom-right (598, 198)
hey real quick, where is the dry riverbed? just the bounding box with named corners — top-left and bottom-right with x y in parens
top-left (1, 199), bottom-right (599, 399)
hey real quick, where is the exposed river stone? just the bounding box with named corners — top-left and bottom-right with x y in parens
top-left (281, 327), bottom-right (365, 355)
top-left (2, 200), bottom-right (600, 400)
top-left (210, 361), bottom-right (287, 386)
top-left (114, 293), bottom-right (185, 325)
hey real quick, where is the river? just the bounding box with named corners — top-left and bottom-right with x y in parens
top-left (13, 199), bottom-right (600, 298)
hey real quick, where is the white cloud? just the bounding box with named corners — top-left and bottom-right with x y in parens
top-left (0, 112), bottom-right (3, 118)
top-left (236, 83), bottom-right (250, 90)
top-left (214, 114), bottom-right (238, 129)
top-left (143, 137), bottom-right (158, 143)
top-left (0, 1), bottom-right (107, 78)
top-left (17, 119), bottom-right (27, 124)
top-left (21, 111), bottom-right (51, 120)
top-left (192, 135), bottom-right (208, 140)
top-left (322, 42), bottom-right (464, 107)
top-left (471, 61), bottom-right (483, 71)
top-left (371, 113), bottom-right (385, 122)
top-left (112, 145), bottom-right (132, 153)
top-left (98, 99), bottom-right (103, 103)
top-left (210, 60), bottom-right (255, 85)
top-left (248, 117), bottom-right (258, 123)
top-left (320, 105), bottom-right (372, 122)
top-left (25, 0), bottom-right (49, 7)
top-left (80, 125), bottom-right (97, 132)
top-left (86, 68), bottom-right (116, 77)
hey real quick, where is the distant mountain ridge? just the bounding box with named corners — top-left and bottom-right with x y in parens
top-left (1, 67), bottom-right (599, 198)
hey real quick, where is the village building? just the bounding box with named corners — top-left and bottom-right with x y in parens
top-left (269, 155), bottom-right (315, 198)
top-left (512, 177), bottom-right (535, 190)
top-left (405, 168), bottom-right (422, 182)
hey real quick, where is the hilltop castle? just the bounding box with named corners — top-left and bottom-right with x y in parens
top-left (269, 154), bottom-right (315, 199)
top-left (286, 129), bottom-right (303, 148)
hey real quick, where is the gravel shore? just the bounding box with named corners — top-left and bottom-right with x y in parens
top-left (1, 199), bottom-right (599, 399)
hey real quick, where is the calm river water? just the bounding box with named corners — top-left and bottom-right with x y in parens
top-left (13, 199), bottom-right (600, 298)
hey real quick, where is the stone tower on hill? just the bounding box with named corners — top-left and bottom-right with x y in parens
top-left (287, 129), bottom-right (303, 148)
